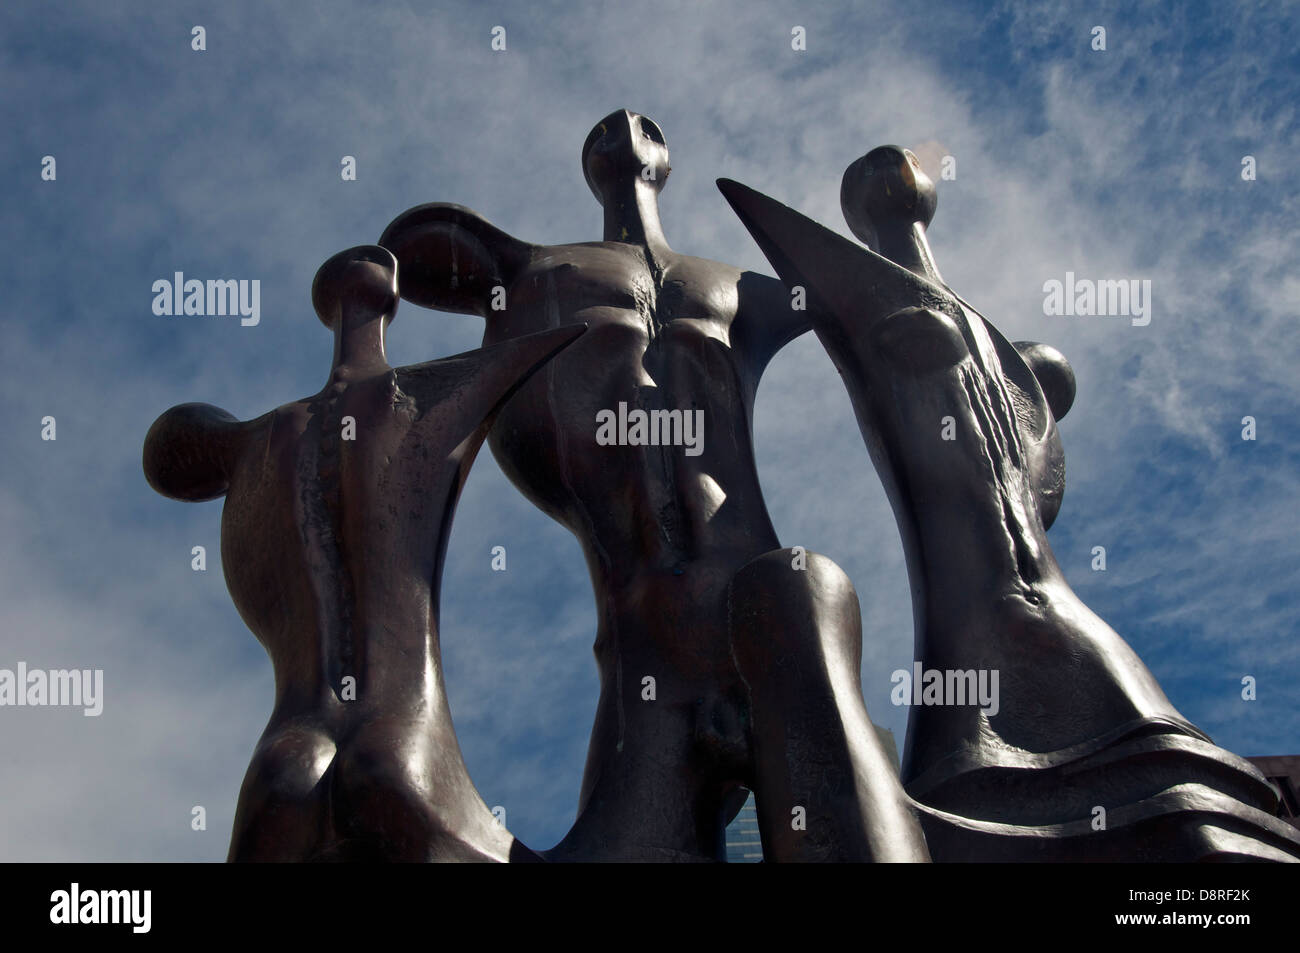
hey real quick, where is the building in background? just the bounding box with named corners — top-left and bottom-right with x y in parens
top-left (725, 793), bottom-right (762, 863)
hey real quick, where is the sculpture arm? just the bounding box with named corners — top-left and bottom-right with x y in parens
top-left (734, 269), bottom-right (817, 379)
top-left (379, 203), bottom-right (532, 316)
top-left (142, 403), bottom-right (260, 502)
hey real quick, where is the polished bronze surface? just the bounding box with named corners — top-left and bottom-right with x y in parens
top-left (379, 111), bottom-right (929, 861)
top-left (141, 116), bottom-right (1295, 863)
top-left (719, 150), bottom-right (1300, 861)
top-left (145, 245), bottom-right (582, 860)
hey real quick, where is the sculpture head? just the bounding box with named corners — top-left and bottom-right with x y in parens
top-left (311, 245), bottom-right (399, 331)
top-left (582, 109), bottom-right (671, 205)
top-left (840, 145), bottom-right (937, 254)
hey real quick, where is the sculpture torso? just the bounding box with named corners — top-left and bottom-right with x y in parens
top-left (487, 241), bottom-right (779, 587)
top-left (219, 370), bottom-right (441, 720)
top-left (374, 112), bottom-right (876, 856)
top-left (142, 248), bottom-right (585, 860)
top-left (485, 242), bottom-right (793, 855)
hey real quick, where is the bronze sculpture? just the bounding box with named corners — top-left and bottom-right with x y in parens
top-left (144, 245), bottom-right (582, 860)
top-left (379, 110), bottom-right (928, 862)
top-left (718, 147), bottom-right (1300, 861)
top-left (140, 113), bottom-right (1298, 863)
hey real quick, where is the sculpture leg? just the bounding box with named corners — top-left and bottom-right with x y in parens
top-left (228, 720), bottom-right (336, 862)
top-left (330, 716), bottom-right (535, 862)
top-left (728, 548), bottom-right (931, 862)
top-left (904, 595), bottom-right (1300, 862)
top-left (544, 611), bottom-right (750, 863)
top-left (230, 716), bottom-right (535, 862)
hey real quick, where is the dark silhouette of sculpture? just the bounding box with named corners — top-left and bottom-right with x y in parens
top-left (140, 115), bottom-right (1293, 864)
top-left (143, 245), bottom-right (583, 861)
top-left (379, 110), bottom-right (930, 861)
top-left (718, 148), bottom-right (1300, 861)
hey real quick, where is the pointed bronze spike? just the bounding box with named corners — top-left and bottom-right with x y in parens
top-left (716, 178), bottom-right (962, 340)
top-left (396, 324), bottom-right (588, 453)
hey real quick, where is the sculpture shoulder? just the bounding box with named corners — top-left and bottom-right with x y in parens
top-left (728, 267), bottom-right (813, 372)
top-left (381, 202), bottom-right (528, 251)
top-left (379, 203), bottom-right (534, 315)
top-left (142, 402), bottom-right (272, 502)
top-left (660, 253), bottom-right (790, 325)
top-left (659, 251), bottom-right (745, 286)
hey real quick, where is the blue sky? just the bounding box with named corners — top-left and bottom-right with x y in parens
top-left (1, 0), bottom-right (1296, 860)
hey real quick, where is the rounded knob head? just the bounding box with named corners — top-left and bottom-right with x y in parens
top-left (840, 145), bottom-right (937, 249)
top-left (312, 244), bottom-right (399, 330)
top-left (582, 109), bottom-right (671, 205)
top-left (1014, 341), bottom-right (1077, 421)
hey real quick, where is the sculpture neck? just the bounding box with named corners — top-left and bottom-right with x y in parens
top-left (603, 179), bottom-right (670, 256)
top-left (332, 315), bottom-right (389, 374)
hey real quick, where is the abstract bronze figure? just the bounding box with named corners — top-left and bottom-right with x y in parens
top-left (143, 245), bottom-right (583, 861)
top-left (380, 110), bottom-right (929, 861)
top-left (141, 114), bottom-right (1292, 863)
top-left (719, 149), bottom-right (1300, 861)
